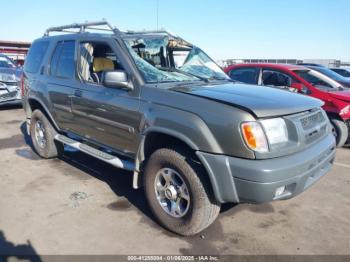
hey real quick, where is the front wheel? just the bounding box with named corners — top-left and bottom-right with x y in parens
top-left (143, 148), bottom-right (221, 236)
top-left (330, 118), bottom-right (348, 147)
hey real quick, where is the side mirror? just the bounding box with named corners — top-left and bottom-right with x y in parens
top-left (291, 82), bottom-right (311, 94)
top-left (291, 82), bottom-right (303, 90)
top-left (102, 70), bottom-right (133, 90)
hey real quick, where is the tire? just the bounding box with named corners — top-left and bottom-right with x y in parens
top-left (30, 109), bottom-right (63, 159)
top-left (143, 147), bottom-right (221, 236)
top-left (330, 118), bottom-right (348, 147)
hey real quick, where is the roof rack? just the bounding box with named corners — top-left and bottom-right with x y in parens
top-left (44, 20), bottom-right (121, 36)
top-left (126, 30), bottom-right (175, 37)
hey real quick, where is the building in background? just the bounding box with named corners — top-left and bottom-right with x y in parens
top-left (218, 58), bottom-right (350, 68)
top-left (0, 40), bottom-right (31, 65)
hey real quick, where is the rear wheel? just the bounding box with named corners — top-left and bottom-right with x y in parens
top-left (143, 147), bottom-right (221, 236)
top-left (330, 118), bottom-right (348, 147)
top-left (30, 109), bottom-right (63, 159)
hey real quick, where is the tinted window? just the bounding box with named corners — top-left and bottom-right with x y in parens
top-left (311, 67), bottom-right (345, 82)
top-left (262, 70), bottom-right (292, 87)
top-left (333, 69), bottom-right (350, 77)
top-left (56, 41), bottom-right (76, 79)
top-left (295, 70), bottom-right (334, 90)
top-left (229, 68), bottom-right (258, 84)
top-left (24, 41), bottom-right (49, 73)
top-left (50, 42), bottom-right (63, 76)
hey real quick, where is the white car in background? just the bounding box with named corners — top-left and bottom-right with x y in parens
top-left (0, 54), bottom-right (22, 106)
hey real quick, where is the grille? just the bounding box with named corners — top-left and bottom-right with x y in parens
top-left (304, 124), bottom-right (327, 144)
top-left (0, 81), bottom-right (18, 87)
top-left (300, 111), bottom-right (325, 130)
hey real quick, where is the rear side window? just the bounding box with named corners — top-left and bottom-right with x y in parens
top-left (50, 42), bottom-right (63, 76)
top-left (51, 41), bottom-right (76, 79)
top-left (56, 41), bottom-right (76, 79)
top-left (229, 68), bottom-right (259, 84)
top-left (24, 41), bottom-right (49, 73)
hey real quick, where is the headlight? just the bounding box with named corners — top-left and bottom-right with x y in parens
top-left (241, 118), bottom-right (288, 153)
top-left (260, 118), bottom-right (288, 145)
top-left (340, 105), bottom-right (350, 116)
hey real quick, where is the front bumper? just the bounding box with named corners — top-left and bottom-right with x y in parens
top-left (196, 133), bottom-right (336, 204)
top-left (0, 83), bottom-right (21, 106)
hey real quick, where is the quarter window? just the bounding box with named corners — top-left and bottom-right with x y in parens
top-left (24, 41), bottom-right (49, 73)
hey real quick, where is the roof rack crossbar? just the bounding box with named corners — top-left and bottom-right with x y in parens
top-left (44, 20), bottom-right (121, 36)
top-left (126, 30), bottom-right (177, 37)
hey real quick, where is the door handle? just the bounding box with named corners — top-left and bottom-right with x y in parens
top-left (74, 89), bottom-right (82, 97)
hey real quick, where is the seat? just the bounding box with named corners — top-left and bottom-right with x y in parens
top-left (92, 57), bottom-right (115, 83)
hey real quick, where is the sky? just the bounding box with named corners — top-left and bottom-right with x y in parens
top-left (1, 0), bottom-right (349, 60)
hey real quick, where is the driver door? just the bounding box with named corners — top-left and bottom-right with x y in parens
top-left (70, 38), bottom-right (141, 156)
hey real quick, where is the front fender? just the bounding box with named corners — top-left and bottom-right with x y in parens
top-left (140, 102), bottom-right (223, 154)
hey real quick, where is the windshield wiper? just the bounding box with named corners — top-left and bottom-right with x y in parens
top-left (158, 67), bottom-right (209, 83)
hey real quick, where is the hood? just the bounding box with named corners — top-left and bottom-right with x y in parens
top-left (171, 82), bottom-right (323, 118)
top-left (0, 67), bottom-right (22, 79)
top-left (328, 89), bottom-right (350, 102)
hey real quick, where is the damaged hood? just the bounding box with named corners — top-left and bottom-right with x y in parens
top-left (0, 68), bottom-right (22, 83)
top-left (172, 82), bottom-right (323, 118)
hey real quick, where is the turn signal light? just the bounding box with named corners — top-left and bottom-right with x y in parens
top-left (241, 122), bottom-right (268, 153)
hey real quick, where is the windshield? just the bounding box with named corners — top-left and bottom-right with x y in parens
top-left (0, 56), bottom-right (16, 69)
top-left (311, 66), bottom-right (348, 82)
top-left (123, 35), bottom-right (230, 83)
top-left (294, 69), bottom-right (343, 91)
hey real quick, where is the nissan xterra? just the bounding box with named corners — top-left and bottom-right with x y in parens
top-left (22, 21), bottom-right (336, 236)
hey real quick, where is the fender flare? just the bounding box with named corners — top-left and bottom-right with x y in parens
top-left (26, 97), bottom-right (60, 132)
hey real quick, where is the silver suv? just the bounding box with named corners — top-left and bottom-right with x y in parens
top-left (0, 54), bottom-right (22, 106)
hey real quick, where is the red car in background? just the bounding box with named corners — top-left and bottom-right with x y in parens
top-left (225, 64), bottom-right (350, 147)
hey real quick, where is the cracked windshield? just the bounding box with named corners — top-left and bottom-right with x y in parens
top-left (123, 35), bottom-right (230, 83)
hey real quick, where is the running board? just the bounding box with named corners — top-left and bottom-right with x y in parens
top-left (54, 134), bottom-right (135, 171)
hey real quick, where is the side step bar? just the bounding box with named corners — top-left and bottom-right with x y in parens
top-left (54, 134), bottom-right (135, 171)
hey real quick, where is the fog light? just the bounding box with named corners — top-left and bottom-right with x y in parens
top-left (275, 186), bottom-right (286, 197)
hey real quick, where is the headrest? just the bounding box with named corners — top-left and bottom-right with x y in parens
top-left (93, 58), bottom-right (114, 73)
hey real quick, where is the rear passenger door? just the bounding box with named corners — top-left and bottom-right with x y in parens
top-left (47, 40), bottom-right (77, 131)
top-left (227, 67), bottom-right (260, 85)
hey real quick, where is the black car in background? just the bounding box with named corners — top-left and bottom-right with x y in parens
top-left (331, 68), bottom-right (350, 78)
top-left (0, 54), bottom-right (22, 106)
top-left (306, 65), bottom-right (350, 88)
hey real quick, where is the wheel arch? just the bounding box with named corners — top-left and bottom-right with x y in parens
top-left (27, 98), bottom-right (60, 133)
top-left (133, 128), bottom-right (229, 203)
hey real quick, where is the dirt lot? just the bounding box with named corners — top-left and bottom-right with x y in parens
top-left (0, 106), bottom-right (349, 256)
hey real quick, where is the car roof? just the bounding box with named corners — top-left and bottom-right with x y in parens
top-left (226, 63), bottom-right (309, 71)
